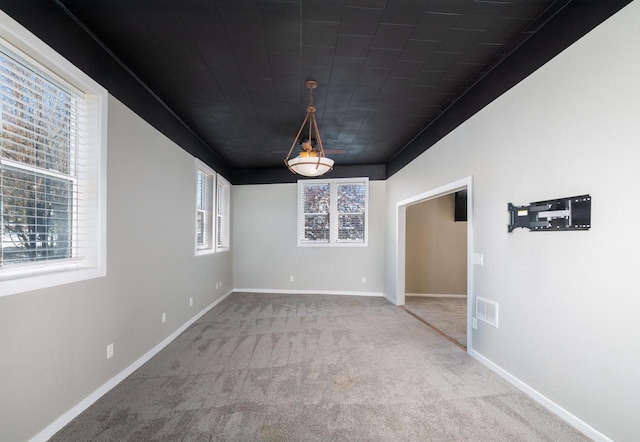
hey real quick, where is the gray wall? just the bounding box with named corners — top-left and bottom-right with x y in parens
top-left (0, 96), bottom-right (232, 442)
top-left (384, 2), bottom-right (640, 439)
top-left (405, 194), bottom-right (467, 295)
top-left (232, 182), bottom-right (385, 295)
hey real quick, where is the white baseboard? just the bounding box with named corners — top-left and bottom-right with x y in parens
top-left (406, 293), bottom-right (467, 298)
top-left (383, 292), bottom-right (397, 305)
top-left (30, 290), bottom-right (233, 442)
top-left (469, 349), bottom-right (612, 442)
top-left (232, 288), bottom-right (384, 297)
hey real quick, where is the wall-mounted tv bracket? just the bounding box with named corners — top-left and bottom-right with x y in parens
top-left (508, 195), bottom-right (591, 232)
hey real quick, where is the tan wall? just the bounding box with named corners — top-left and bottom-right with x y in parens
top-left (405, 194), bottom-right (467, 295)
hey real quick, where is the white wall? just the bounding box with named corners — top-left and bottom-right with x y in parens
top-left (0, 96), bottom-right (232, 442)
top-left (384, 2), bottom-right (640, 440)
top-left (232, 181), bottom-right (385, 295)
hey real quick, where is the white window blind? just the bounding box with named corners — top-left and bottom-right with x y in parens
top-left (216, 175), bottom-right (230, 252)
top-left (337, 182), bottom-right (366, 242)
top-left (0, 12), bottom-right (106, 297)
top-left (300, 183), bottom-right (330, 243)
top-left (195, 165), bottom-right (214, 252)
top-left (0, 47), bottom-right (81, 267)
top-left (298, 178), bottom-right (368, 246)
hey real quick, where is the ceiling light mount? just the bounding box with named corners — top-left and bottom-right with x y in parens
top-left (284, 80), bottom-right (334, 177)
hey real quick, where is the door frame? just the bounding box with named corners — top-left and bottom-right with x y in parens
top-left (395, 176), bottom-right (474, 351)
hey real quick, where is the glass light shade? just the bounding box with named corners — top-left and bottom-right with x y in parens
top-left (287, 155), bottom-right (334, 177)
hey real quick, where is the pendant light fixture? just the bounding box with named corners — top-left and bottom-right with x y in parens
top-left (284, 80), bottom-right (334, 177)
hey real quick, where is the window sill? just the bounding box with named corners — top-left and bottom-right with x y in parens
top-left (195, 248), bottom-right (216, 256)
top-left (298, 242), bottom-right (368, 248)
top-left (0, 264), bottom-right (106, 298)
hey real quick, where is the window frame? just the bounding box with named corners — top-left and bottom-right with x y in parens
top-left (194, 160), bottom-right (215, 255)
top-left (194, 160), bottom-right (230, 256)
top-left (215, 174), bottom-right (230, 253)
top-left (297, 177), bottom-right (369, 247)
top-left (0, 11), bottom-right (108, 298)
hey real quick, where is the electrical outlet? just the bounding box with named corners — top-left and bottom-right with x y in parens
top-left (219, 281), bottom-right (222, 288)
top-left (106, 343), bottom-right (114, 359)
top-left (362, 277), bottom-right (366, 283)
top-left (472, 318), bottom-right (478, 329)
top-left (162, 312), bottom-right (166, 323)
top-left (189, 297), bottom-right (193, 307)
top-left (289, 275), bottom-right (294, 282)
top-left (473, 253), bottom-right (484, 266)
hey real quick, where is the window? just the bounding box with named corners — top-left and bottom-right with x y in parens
top-left (0, 15), bottom-right (107, 297)
top-left (298, 177), bottom-right (368, 246)
top-left (194, 161), bottom-right (230, 255)
top-left (195, 161), bottom-right (214, 254)
top-left (216, 175), bottom-right (230, 252)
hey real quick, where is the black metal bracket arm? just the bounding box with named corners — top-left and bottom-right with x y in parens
top-left (508, 195), bottom-right (591, 232)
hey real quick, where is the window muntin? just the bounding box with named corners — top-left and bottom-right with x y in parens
top-left (1, 48), bottom-right (79, 267)
top-left (337, 182), bottom-right (366, 242)
top-left (1, 164), bottom-right (73, 264)
top-left (301, 183), bottom-right (330, 243)
top-left (298, 178), bottom-right (368, 247)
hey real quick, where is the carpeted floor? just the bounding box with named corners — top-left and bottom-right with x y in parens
top-left (52, 293), bottom-right (587, 441)
top-left (404, 296), bottom-right (467, 347)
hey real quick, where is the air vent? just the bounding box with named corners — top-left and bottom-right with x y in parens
top-left (476, 296), bottom-right (499, 328)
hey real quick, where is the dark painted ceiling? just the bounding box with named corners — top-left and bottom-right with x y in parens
top-left (0, 0), bottom-right (631, 183)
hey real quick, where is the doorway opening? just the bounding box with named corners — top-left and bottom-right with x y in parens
top-left (395, 177), bottom-right (474, 352)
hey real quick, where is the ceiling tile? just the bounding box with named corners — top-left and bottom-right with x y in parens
top-left (423, 0), bottom-right (475, 15)
top-left (352, 82), bottom-right (383, 98)
top-left (371, 24), bottom-right (415, 50)
top-left (269, 53), bottom-right (301, 74)
top-left (335, 35), bottom-right (373, 58)
top-left (258, 0), bottom-right (300, 31)
top-left (455, 11), bottom-right (502, 31)
top-left (415, 70), bottom-right (446, 87)
top-left (364, 48), bottom-right (402, 68)
top-left (382, 77), bottom-right (413, 94)
top-left (302, 21), bottom-right (340, 47)
top-left (339, 7), bottom-right (384, 36)
top-left (359, 67), bottom-right (392, 85)
top-left (346, 0), bottom-right (387, 7)
top-left (330, 58), bottom-right (365, 84)
top-left (265, 30), bottom-right (301, 54)
top-left (399, 40), bottom-right (440, 62)
top-left (411, 12), bottom-right (461, 41)
top-left (423, 52), bottom-right (460, 71)
top-left (302, 0), bottom-right (345, 22)
top-left (437, 28), bottom-right (486, 54)
top-left (390, 61), bottom-right (424, 78)
top-left (380, 8), bottom-right (422, 26)
top-left (461, 43), bottom-right (505, 64)
top-left (303, 46), bottom-right (336, 67)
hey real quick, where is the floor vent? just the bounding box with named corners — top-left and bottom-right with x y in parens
top-left (476, 296), bottom-right (499, 328)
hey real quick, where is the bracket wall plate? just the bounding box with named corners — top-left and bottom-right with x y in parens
top-left (508, 195), bottom-right (591, 232)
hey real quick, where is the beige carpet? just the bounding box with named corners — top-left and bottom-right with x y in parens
top-left (51, 293), bottom-right (587, 441)
top-left (404, 296), bottom-right (467, 347)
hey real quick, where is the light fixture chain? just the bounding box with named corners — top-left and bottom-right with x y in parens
top-left (284, 80), bottom-right (334, 176)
